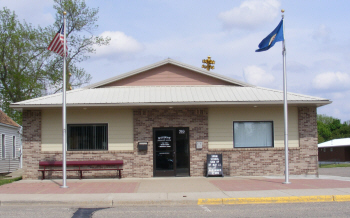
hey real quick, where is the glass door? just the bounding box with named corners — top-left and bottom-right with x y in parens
top-left (153, 128), bottom-right (175, 177)
top-left (175, 127), bottom-right (190, 176)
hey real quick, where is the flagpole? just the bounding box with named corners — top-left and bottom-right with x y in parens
top-left (61, 11), bottom-right (68, 188)
top-left (281, 9), bottom-right (290, 184)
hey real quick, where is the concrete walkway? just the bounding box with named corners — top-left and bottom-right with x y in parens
top-left (1, 173), bottom-right (350, 206)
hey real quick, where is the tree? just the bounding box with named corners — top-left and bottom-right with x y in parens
top-left (48, 0), bottom-right (110, 92)
top-left (0, 8), bottom-right (50, 123)
top-left (317, 114), bottom-right (350, 143)
top-left (0, 0), bottom-right (110, 124)
top-left (317, 120), bottom-right (332, 143)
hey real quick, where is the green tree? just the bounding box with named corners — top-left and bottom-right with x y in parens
top-left (317, 114), bottom-right (350, 143)
top-left (0, 8), bottom-right (50, 123)
top-left (0, 0), bottom-right (110, 124)
top-left (48, 0), bottom-right (110, 92)
top-left (317, 120), bottom-right (332, 143)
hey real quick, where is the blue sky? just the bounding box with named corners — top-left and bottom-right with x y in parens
top-left (2, 0), bottom-right (350, 122)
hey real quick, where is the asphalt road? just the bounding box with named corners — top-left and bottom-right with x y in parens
top-left (1, 203), bottom-right (350, 218)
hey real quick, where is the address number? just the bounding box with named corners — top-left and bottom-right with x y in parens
top-left (179, 129), bottom-right (185, 134)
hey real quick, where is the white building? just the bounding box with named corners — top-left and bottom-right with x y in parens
top-left (0, 110), bottom-right (22, 173)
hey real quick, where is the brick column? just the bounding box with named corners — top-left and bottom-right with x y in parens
top-left (22, 110), bottom-right (41, 179)
top-left (298, 106), bottom-right (318, 175)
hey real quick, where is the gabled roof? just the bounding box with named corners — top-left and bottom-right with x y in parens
top-left (10, 85), bottom-right (330, 109)
top-left (10, 59), bottom-right (331, 109)
top-left (318, 138), bottom-right (350, 148)
top-left (0, 110), bottom-right (20, 127)
top-left (84, 59), bottom-right (254, 88)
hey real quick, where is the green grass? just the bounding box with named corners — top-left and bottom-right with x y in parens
top-left (319, 163), bottom-right (350, 168)
top-left (0, 176), bottom-right (22, 186)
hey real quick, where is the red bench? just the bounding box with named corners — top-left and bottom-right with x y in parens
top-left (38, 160), bottom-right (123, 180)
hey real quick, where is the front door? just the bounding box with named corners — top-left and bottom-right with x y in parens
top-left (153, 127), bottom-right (190, 177)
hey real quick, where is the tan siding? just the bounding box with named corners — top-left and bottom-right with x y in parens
top-left (102, 64), bottom-right (235, 87)
top-left (208, 107), bottom-right (299, 149)
top-left (42, 108), bottom-right (133, 151)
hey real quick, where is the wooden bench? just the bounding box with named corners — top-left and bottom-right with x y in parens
top-left (38, 160), bottom-right (123, 180)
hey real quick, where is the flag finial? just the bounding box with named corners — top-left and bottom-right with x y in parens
top-left (63, 11), bottom-right (67, 15)
top-left (281, 9), bottom-right (285, 13)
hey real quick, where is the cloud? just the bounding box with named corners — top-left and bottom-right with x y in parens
top-left (2, 0), bottom-right (54, 26)
top-left (317, 89), bottom-right (350, 122)
top-left (243, 65), bottom-right (275, 86)
top-left (312, 72), bottom-right (350, 91)
top-left (93, 31), bottom-right (143, 59)
top-left (218, 0), bottom-right (280, 30)
top-left (312, 24), bottom-right (331, 42)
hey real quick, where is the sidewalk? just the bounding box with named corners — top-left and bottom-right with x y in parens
top-left (1, 174), bottom-right (350, 206)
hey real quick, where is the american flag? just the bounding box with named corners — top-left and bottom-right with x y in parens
top-left (47, 24), bottom-right (68, 56)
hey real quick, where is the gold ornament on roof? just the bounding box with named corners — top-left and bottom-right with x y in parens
top-left (202, 56), bottom-right (215, 71)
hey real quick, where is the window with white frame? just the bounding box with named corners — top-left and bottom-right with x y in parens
top-left (67, 124), bottom-right (108, 151)
top-left (1, 134), bottom-right (5, 159)
top-left (233, 121), bottom-right (274, 148)
top-left (13, 136), bottom-right (16, 159)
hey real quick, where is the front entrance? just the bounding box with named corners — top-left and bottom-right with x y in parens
top-left (153, 127), bottom-right (190, 177)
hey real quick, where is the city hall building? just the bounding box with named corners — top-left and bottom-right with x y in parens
top-left (11, 59), bottom-right (331, 179)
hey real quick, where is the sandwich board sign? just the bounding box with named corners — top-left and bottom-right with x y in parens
top-left (206, 154), bottom-right (223, 177)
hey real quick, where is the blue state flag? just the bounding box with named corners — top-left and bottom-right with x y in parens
top-left (256, 19), bottom-right (284, 52)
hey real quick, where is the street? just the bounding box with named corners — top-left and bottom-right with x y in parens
top-left (1, 202), bottom-right (350, 218)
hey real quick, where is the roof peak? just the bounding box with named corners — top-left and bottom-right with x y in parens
top-left (84, 58), bottom-right (254, 89)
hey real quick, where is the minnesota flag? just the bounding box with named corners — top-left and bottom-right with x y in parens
top-left (256, 19), bottom-right (284, 52)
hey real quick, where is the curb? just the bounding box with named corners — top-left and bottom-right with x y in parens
top-left (0, 200), bottom-right (113, 207)
top-left (1, 195), bottom-right (350, 207)
top-left (198, 195), bottom-right (350, 205)
top-left (0, 200), bottom-right (199, 207)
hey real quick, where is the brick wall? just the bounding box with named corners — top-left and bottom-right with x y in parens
top-left (22, 110), bottom-right (42, 179)
top-left (23, 106), bottom-right (318, 179)
top-left (34, 108), bottom-right (208, 179)
top-left (133, 108), bottom-right (208, 177)
top-left (207, 106), bottom-right (318, 176)
top-left (296, 106), bottom-right (318, 175)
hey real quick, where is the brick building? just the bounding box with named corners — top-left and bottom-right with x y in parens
top-left (11, 59), bottom-right (331, 179)
top-left (318, 138), bottom-right (350, 162)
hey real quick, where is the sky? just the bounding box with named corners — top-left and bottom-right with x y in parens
top-left (1, 0), bottom-right (350, 122)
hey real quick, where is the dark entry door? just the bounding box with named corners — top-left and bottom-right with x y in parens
top-left (153, 127), bottom-right (190, 177)
top-left (175, 127), bottom-right (190, 176)
top-left (154, 128), bottom-right (175, 177)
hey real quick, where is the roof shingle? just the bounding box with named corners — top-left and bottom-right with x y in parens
top-left (0, 110), bottom-right (20, 127)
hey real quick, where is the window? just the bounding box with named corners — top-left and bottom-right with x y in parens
top-left (233, 121), bottom-right (273, 148)
top-left (2, 134), bottom-right (5, 159)
top-left (13, 136), bottom-right (16, 159)
top-left (67, 124), bottom-right (108, 151)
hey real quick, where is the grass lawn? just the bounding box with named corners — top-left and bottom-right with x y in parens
top-left (319, 163), bottom-right (350, 168)
top-left (0, 176), bottom-right (22, 186)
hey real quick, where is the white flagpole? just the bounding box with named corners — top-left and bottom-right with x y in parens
top-left (282, 10), bottom-right (290, 184)
top-left (61, 11), bottom-right (68, 188)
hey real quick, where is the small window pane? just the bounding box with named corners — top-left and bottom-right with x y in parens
top-left (2, 135), bottom-right (5, 159)
top-left (234, 122), bottom-right (273, 148)
top-left (13, 136), bottom-right (16, 158)
top-left (68, 124), bottom-right (108, 150)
